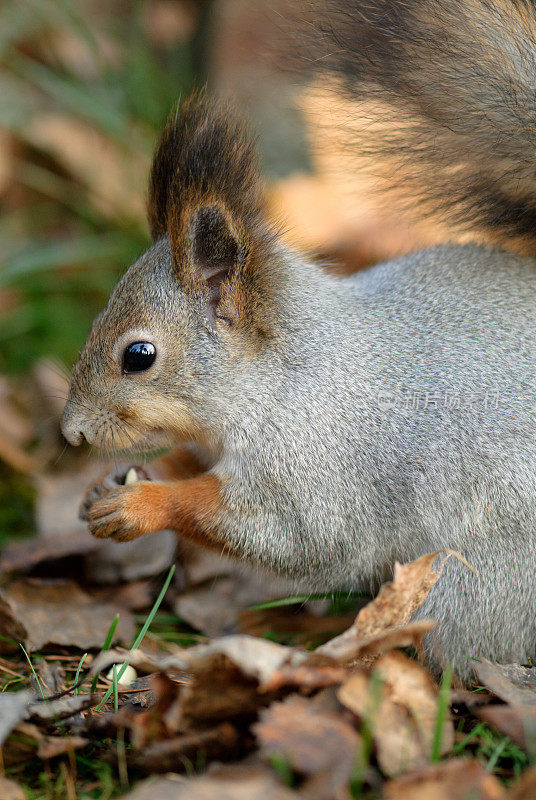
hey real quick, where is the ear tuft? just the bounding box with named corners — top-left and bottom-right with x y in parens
top-left (147, 93), bottom-right (262, 247)
top-left (147, 93), bottom-right (279, 336)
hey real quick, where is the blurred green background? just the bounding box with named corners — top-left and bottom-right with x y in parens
top-left (0, 0), bottom-right (212, 376)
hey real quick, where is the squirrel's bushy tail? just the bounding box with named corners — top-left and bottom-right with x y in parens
top-left (306, 0), bottom-right (536, 254)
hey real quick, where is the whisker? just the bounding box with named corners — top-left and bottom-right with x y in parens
top-left (53, 442), bottom-right (69, 466)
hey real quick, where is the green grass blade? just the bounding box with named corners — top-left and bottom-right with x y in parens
top-left (131, 565), bottom-right (176, 651)
top-left (20, 643), bottom-right (46, 701)
top-left (73, 652), bottom-right (88, 696)
top-left (94, 565), bottom-right (175, 711)
top-left (431, 663), bottom-right (453, 762)
top-left (250, 590), bottom-right (369, 610)
top-left (91, 614), bottom-right (120, 694)
top-left (112, 664), bottom-right (119, 713)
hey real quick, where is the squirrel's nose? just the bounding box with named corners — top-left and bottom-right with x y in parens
top-left (61, 403), bottom-right (86, 447)
top-left (63, 427), bottom-right (85, 447)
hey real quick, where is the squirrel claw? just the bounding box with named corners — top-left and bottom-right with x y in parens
top-left (80, 466), bottom-right (150, 524)
top-left (85, 482), bottom-right (151, 542)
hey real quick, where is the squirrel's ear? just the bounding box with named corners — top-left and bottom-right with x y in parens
top-left (147, 95), bottom-right (278, 337)
top-left (188, 204), bottom-right (242, 323)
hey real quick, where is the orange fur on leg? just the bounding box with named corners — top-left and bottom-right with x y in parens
top-left (149, 444), bottom-right (207, 481)
top-left (87, 474), bottom-right (228, 550)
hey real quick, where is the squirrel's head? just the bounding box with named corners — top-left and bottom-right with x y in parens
top-left (61, 95), bottom-right (283, 453)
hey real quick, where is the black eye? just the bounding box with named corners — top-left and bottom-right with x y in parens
top-left (122, 341), bottom-right (156, 373)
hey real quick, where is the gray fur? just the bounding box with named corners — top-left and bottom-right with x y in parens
top-left (63, 237), bottom-right (536, 678)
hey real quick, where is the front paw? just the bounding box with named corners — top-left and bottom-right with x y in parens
top-left (86, 482), bottom-right (155, 542)
top-left (80, 466), bottom-right (149, 522)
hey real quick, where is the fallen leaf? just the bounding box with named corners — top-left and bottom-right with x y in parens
top-left (2, 721), bottom-right (44, 767)
top-left (383, 758), bottom-right (506, 799)
top-left (37, 734), bottom-right (89, 760)
top-left (318, 551), bottom-right (467, 663)
top-left (477, 705), bottom-right (536, 751)
top-left (240, 606), bottom-right (356, 639)
top-left (0, 776), bottom-right (26, 800)
top-left (0, 579), bottom-right (134, 652)
top-left (27, 693), bottom-right (93, 722)
top-left (347, 619), bottom-right (436, 662)
top-left (508, 763), bottom-right (536, 799)
top-left (261, 659), bottom-right (347, 693)
top-left (338, 651), bottom-right (454, 776)
top-left (0, 532), bottom-right (101, 577)
top-left (0, 691), bottom-right (34, 746)
top-left (176, 637), bottom-right (305, 728)
top-left (474, 661), bottom-right (536, 752)
top-left (255, 694), bottom-right (360, 799)
top-left (89, 635), bottom-right (342, 731)
top-left (117, 765), bottom-right (296, 799)
top-left (475, 661), bottom-right (536, 706)
top-left (127, 723), bottom-right (243, 774)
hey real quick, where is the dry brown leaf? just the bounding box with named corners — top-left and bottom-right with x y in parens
top-left (2, 721), bottom-right (43, 768)
top-left (508, 763), bottom-right (536, 799)
top-left (0, 580), bottom-right (134, 652)
top-left (255, 694), bottom-right (359, 799)
top-left (240, 606), bottom-right (356, 639)
top-left (28, 693), bottom-right (93, 722)
top-left (0, 776), bottom-right (27, 800)
top-left (477, 705), bottom-right (536, 750)
top-left (0, 689), bottom-right (92, 754)
top-left (318, 551), bottom-right (468, 663)
top-left (348, 619), bottom-right (436, 663)
top-left (338, 651), bottom-right (454, 776)
top-left (88, 635), bottom-right (342, 730)
top-left (475, 661), bottom-right (536, 706)
top-left (127, 723), bottom-right (243, 774)
top-left (0, 531), bottom-right (101, 577)
top-left (37, 734), bottom-right (89, 760)
top-left (117, 765), bottom-right (296, 799)
top-left (0, 691), bottom-right (34, 746)
top-left (383, 758), bottom-right (506, 800)
top-left (474, 661), bottom-right (536, 751)
top-left (261, 659), bottom-right (347, 693)
top-left (90, 636), bottom-right (313, 690)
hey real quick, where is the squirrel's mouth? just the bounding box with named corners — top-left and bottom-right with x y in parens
top-left (62, 400), bottom-right (174, 454)
top-left (100, 426), bottom-right (174, 457)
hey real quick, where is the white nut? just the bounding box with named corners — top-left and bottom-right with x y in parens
top-left (106, 664), bottom-right (138, 687)
top-left (124, 467), bottom-right (138, 485)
